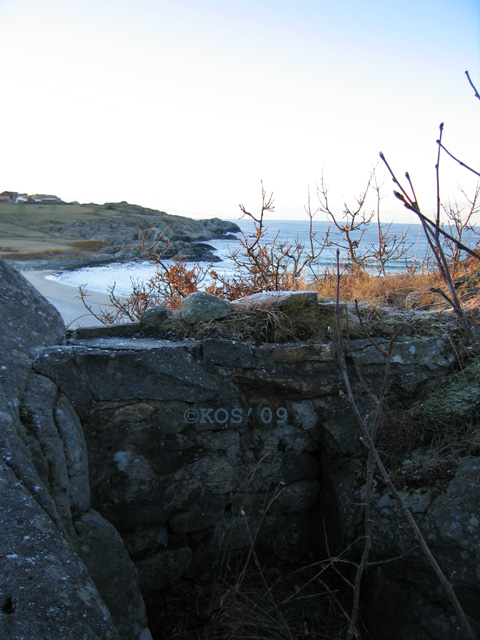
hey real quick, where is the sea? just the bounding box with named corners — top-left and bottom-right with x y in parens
top-left (47, 218), bottom-right (477, 297)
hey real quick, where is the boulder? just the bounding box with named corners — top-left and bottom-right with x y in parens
top-left (140, 306), bottom-right (169, 328)
top-left (79, 510), bottom-right (149, 640)
top-left (0, 259), bottom-right (151, 640)
top-left (0, 457), bottom-right (120, 640)
top-left (19, 372), bottom-right (87, 538)
top-left (0, 258), bottom-right (120, 638)
top-left (181, 291), bottom-right (232, 324)
top-left (0, 257), bottom-right (64, 403)
top-left (232, 290), bottom-right (318, 310)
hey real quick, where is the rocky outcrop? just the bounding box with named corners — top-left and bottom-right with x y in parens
top-left (2, 256), bottom-right (480, 640)
top-left (0, 259), bottom-right (150, 640)
top-left (14, 202), bottom-right (241, 268)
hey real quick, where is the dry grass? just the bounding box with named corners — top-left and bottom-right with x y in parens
top-left (2, 248), bottom-right (70, 260)
top-left (314, 260), bottom-right (480, 314)
top-left (144, 554), bottom-right (353, 640)
top-left (143, 469), bottom-right (354, 640)
top-left (70, 239), bottom-right (108, 251)
top-left (218, 296), bottom-right (329, 342)
top-left (163, 294), bottom-right (361, 343)
top-left (311, 269), bottom-right (445, 310)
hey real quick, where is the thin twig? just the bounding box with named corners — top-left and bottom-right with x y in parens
top-left (437, 142), bottom-right (480, 178)
top-left (337, 252), bottom-right (405, 640)
top-left (465, 70), bottom-right (480, 101)
top-left (333, 252), bottom-right (477, 640)
top-left (435, 123), bottom-right (444, 238)
top-left (380, 151), bottom-right (480, 354)
top-left (77, 284), bottom-right (110, 324)
top-left (381, 153), bottom-right (480, 261)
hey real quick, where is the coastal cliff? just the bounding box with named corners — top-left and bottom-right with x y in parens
top-left (0, 200), bottom-right (241, 269)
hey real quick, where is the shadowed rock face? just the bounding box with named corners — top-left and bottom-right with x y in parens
top-left (2, 256), bottom-right (480, 640)
top-left (0, 258), bottom-right (150, 640)
top-left (0, 258), bottom-right (65, 402)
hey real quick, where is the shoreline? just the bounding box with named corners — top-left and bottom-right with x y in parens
top-left (21, 269), bottom-right (115, 328)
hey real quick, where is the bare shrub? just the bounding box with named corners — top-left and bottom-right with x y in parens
top-left (316, 169), bottom-right (412, 276)
top-left (380, 70), bottom-right (480, 353)
top-left (79, 226), bottom-right (211, 323)
top-left (207, 183), bottom-right (325, 300)
top-left (441, 183), bottom-right (480, 274)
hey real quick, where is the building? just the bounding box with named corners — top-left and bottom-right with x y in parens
top-left (0, 191), bottom-right (19, 202)
top-left (0, 191), bottom-right (64, 204)
top-left (29, 194), bottom-right (62, 203)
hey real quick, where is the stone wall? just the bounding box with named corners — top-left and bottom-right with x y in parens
top-left (2, 257), bottom-right (479, 640)
top-left (31, 331), bottom-right (457, 606)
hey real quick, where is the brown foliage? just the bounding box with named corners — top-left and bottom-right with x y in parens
top-left (79, 226), bottom-right (211, 323)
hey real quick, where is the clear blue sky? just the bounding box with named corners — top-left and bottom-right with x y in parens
top-left (1, 0), bottom-right (479, 221)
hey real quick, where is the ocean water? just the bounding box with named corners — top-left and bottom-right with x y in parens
top-left (49, 218), bottom-right (476, 296)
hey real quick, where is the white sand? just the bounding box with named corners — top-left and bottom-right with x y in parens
top-left (22, 270), bottom-right (116, 328)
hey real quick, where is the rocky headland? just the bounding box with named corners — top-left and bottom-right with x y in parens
top-left (0, 200), bottom-right (241, 270)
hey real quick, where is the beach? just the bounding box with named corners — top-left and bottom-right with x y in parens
top-left (22, 270), bottom-right (114, 328)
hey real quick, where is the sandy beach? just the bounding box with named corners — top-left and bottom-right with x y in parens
top-left (22, 270), bottom-right (115, 328)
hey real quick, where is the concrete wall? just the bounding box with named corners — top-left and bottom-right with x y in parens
top-left (32, 333), bottom-right (453, 596)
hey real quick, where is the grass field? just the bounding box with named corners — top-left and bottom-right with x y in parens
top-left (0, 202), bottom-right (121, 260)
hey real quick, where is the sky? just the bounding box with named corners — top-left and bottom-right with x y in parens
top-left (0, 0), bottom-right (479, 222)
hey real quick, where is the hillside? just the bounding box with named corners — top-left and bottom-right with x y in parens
top-left (0, 200), bottom-right (240, 269)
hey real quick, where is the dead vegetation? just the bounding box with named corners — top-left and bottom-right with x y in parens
top-left (145, 555), bottom-right (354, 640)
top-left (78, 167), bottom-right (480, 331)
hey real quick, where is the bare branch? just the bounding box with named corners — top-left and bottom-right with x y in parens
top-left (435, 123), bottom-right (444, 236)
top-left (436, 141), bottom-right (480, 178)
top-left (380, 152), bottom-right (480, 262)
top-left (333, 253), bottom-right (477, 640)
top-left (465, 70), bottom-right (480, 102)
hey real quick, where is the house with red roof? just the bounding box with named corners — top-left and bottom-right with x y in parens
top-left (0, 191), bottom-right (19, 202)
